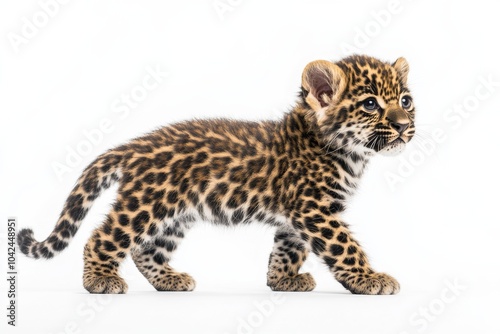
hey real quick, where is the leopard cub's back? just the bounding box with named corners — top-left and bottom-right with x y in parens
top-left (116, 118), bottom-right (292, 232)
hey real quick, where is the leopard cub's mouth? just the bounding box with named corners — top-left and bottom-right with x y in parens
top-left (379, 137), bottom-right (406, 156)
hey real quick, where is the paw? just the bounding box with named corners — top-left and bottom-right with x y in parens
top-left (154, 272), bottom-right (196, 292)
top-left (339, 272), bottom-right (400, 295)
top-left (268, 273), bottom-right (316, 292)
top-left (84, 275), bottom-right (128, 294)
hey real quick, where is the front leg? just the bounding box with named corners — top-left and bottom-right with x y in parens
top-left (267, 226), bottom-right (316, 292)
top-left (293, 211), bottom-right (400, 295)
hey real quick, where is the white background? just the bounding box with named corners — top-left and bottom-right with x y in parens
top-left (1, 1), bottom-right (499, 333)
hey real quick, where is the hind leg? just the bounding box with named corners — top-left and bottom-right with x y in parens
top-left (83, 210), bottom-right (132, 294)
top-left (132, 219), bottom-right (195, 291)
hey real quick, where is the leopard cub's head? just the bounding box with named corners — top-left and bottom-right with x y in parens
top-left (301, 55), bottom-right (415, 156)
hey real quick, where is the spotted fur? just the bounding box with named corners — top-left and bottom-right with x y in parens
top-left (18, 55), bottom-right (415, 294)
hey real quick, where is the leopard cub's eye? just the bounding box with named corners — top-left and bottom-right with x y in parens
top-left (401, 96), bottom-right (413, 109)
top-left (362, 97), bottom-right (379, 111)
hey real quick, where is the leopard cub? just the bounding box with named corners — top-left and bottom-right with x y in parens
top-left (18, 55), bottom-right (415, 294)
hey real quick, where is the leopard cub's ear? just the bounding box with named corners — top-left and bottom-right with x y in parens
top-left (301, 60), bottom-right (347, 112)
top-left (392, 57), bottom-right (410, 85)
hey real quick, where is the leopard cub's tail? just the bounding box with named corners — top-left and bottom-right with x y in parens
top-left (17, 152), bottom-right (123, 259)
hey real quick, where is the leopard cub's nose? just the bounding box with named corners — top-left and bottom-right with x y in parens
top-left (389, 121), bottom-right (409, 134)
top-left (386, 108), bottom-right (410, 134)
